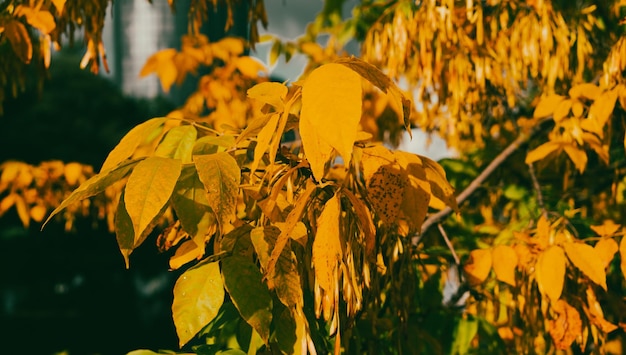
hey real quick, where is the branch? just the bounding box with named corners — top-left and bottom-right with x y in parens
top-left (412, 130), bottom-right (535, 246)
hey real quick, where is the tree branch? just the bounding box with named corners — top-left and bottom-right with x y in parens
top-left (412, 130), bottom-right (535, 246)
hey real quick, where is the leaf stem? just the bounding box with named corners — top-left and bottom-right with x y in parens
top-left (527, 162), bottom-right (548, 219)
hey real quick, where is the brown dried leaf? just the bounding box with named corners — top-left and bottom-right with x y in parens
top-left (548, 300), bottom-right (582, 350)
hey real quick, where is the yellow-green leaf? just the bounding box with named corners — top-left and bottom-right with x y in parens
top-left (535, 246), bottom-right (566, 303)
top-left (101, 117), bottom-right (168, 171)
top-left (301, 63), bottom-right (362, 169)
top-left (464, 248), bottom-right (492, 286)
top-left (173, 260), bottom-right (224, 347)
top-left (312, 193), bottom-right (343, 293)
top-left (247, 82), bottom-right (288, 109)
top-left (155, 125), bottom-right (197, 164)
top-left (534, 94), bottom-right (565, 119)
top-left (125, 157), bottom-right (182, 239)
top-left (594, 238), bottom-right (618, 269)
top-left (492, 245), bottom-right (518, 286)
top-left (193, 153), bottom-right (240, 230)
top-left (525, 141), bottom-right (560, 165)
top-left (563, 242), bottom-right (607, 290)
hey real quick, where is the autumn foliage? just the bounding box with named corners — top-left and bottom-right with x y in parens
top-left (2, 0), bottom-right (626, 354)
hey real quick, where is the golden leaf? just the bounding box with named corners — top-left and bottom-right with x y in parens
top-left (572, 101), bottom-right (584, 118)
top-left (15, 6), bottom-right (55, 34)
top-left (553, 99), bottom-right (572, 123)
top-left (534, 94), bottom-right (564, 119)
top-left (64, 162), bottom-right (84, 185)
top-left (569, 83), bottom-right (602, 100)
top-left (301, 63), bottom-right (363, 169)
top-left (312, 193), bottom-right (343, 293)
top-left (535, 246), bottom-right (566, 303)
top-left (235, 56), bottom-right (266, 78)
top-left (548, 300), bottom-right (582, 350)
top-left (250, 113), bottom-right (279, 175)
top-left (51, 0), bottom-right (66, 14)
top-left (563, 242), bottom-right (607, 290)
top-left (588, 89), bottom-right (618, 129)
top-left (299, 111), bottom-right (334, 181)
top-left (420, 155), bottom-right (457, 211)
top-left (464, 248), bottom-right (492, 286)
top-left (492, 245), bottom-right (518, 286)
top-left (367, 164), bottom-right (405, 225)
top-left (525, 141), bottom-right (560, 165)
top-left (585, 287), bottom-right (618, 333)
top-left (594, 238), bottom-right (618, 269)
top-left (621, 236), bottom-right (626, 280)
top-left (4, 20), bottom-right (32, 63)
top-left (140, 48), bottom-right (178, 92)
top-left (360, 145), bottom-right (396, 182)
top-left (562, 145), bottom-right (587, 173)
top-left (247, 82), bottom-right (288, 109)
top-left (590, 220), bottom-right (621, 237)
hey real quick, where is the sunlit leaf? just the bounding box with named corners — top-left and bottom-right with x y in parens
top-left (15, 6), bottom-right (55, 34)
top-left (588, 89), bottom-right (618, 129)
top-left (51, 0), bottom-right (66, 14)
top-left (222, 256), bottom-right (273, 343)
top-left (420, 155), bottom-right (458, 211)
top-left (171, 166), bottom-right (215, 241)
top-left (569, 83), bottom-right (601, 100)
top-left (4, 20), bottom-right (32, 63)
top-left (193, 153), bottom-right (240, 230)
top-left (594, 238), bottom-right (618, 269)
top-left (301, 63), bottom-right (362, 171)
top-left (367, 164), bottom-right (405, 224)
top-left (589, 220), bottom-right (621, 237)
top-left (525, 141), bottom-right (560, 165)
top-left (125, 157), bottom-right (181, 239)
top-left (154, 125), bottom-right (197, 164)
top-left (534, 94), bottom-right (564, 119)
top-left (535, 246), bottom-right (566, 303)
top-left (250, 113), bottom-right (279, 175)
top-left (563, 242), bottom-right (607, 290)
top-left (492, 245), bottom-right (518, 286)
top-left (562, 145), bottom-right (587, 173)
top-left (173, 260), bottom-right (224, 347)
top-left (312, 193), bottom-right (343, 293)
top-left (299, 112), bottom-right (334, 181)
top-left (235, 56), bottom-right (266, 77)
top-left (169, 237), bottom-right (205, 270)
top-left (548, 300), bottom-right (582, 350)
top-left (101, 117), bottom-right (168, 172)
top-left (553, 99), bottom-right (572, 123)
top-left (140, 48), bottom-right (178, 92)
top-left (247, 82), bottom-right (288, 109)
top-left (463, 249), bottom-right (492, 286)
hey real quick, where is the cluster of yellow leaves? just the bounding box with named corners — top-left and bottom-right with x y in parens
top-left (464, 217), bottom-right (625, 351)
top-left (526, 83), bottom-right (622, 173)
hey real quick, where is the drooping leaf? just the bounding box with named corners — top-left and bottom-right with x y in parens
top-left (525, 141), bottom-right (561, 165)
top-left (312, 193), bottom-right (343, 293)
top-left (535, 246), bottom-right (566, 303)
top-left (4, 20), bottom-right (32, 63)
top-left (172, 260), bottom-right (224, 347)
top-left (594, 238), bottom-right (618, 269)
top-left (420, 155), bottom-right (458, 211)
top-left (222, 256), bottom-right (273, 343)
top-left (491, 245), bottom-right (518, 286)
top-left (534, 94), bottom-right (565, 119)
top-left (43, 158), bottom-right (143, 228)
top-left (342, 189), bottom-right (376, 259)
top-left (250, 113), bottom-right (280, 174)
top-left (155, 125), bottom-right (197, 164)
top-left (562, 145), bottom-right (587, 173)
top-left (101, 117), bottom-right (168, 172)
top-left (193, 153), bottom-right (241, 230)
top-left (14, 5), bottom-right (55, 34)
top-left (463, 248), bottom-right (492, 286)
top-left (299, 113), bottom-right (334, 181)
top-left (301, 63), bottom-right (362, 171)
top-left (247, 82), bottom-right (288, 109)
top-left (115, 191), bottom-right (134, 268)
top-left (124, 157), bottom-right (182, 239)
top-left (588, 89), bottom-right (618, 129)
top-left (563, 242), bottom-right (607, 290)
top-left (367, 164), bottom-right (405, 224)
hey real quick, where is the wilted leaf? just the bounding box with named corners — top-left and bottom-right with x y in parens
top-left (193, 153), bottom-right (240, 230)
top-left (101, 117), bottom-right (168, 172)
top-left (534, 94), bottom-right (564, 119)
top-left (594, 238), bottom-right (618, 269)
top-left (4, 20), bottom-right (32, 63)
top-left (548, 300), bottom-right (582, 350)
top-left (247, 82), bottom-right (288, 109)
top-left (585, 287), bottom-right (618, 333)
top-left (154, 125), bottom-right (197, 164)
top-left (124, 157), bottom-right (181, 239)
top-left (492, 245), bottom-right (518, 286)
top-left (173, 260), bottom-right (224, 347)
top-left (342, 189), bottom-right (376, 258)
top-left (301, 63), bottom-right (362, 170)
top-left (563, 242), bottom-right (607, 290)
top-left (312, 193), bottom-right (343, 293)
top-left (525, 141), bottom-right (560, 165)
top-left (464, 248), bottom-right (492, 286)
top-left (535, 246), bottom-right (566, 303)
top-left (222, 256), bottom-right (273, 343)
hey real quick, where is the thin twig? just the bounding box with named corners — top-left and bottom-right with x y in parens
top-left (437, 224), bottom-right (460, 265)
top-left (412, 130), bottom-right (536, 246)
top-left (527, 162), bottom-right (548, 218)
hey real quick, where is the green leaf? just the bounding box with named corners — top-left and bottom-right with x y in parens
top-left (300, 63), bottom-right (362, 178)
top-left (125, 157), bottom-right (182, 239)
top-left (101, 117), bottom-right (168, 171)
top-left (172, 260), bottom-right (225, 348)
top-left (222, 256), bottom-right (273, 343)
top-left (43, 158), bottom-right (143, 229)
top-left (451, 316), bottom-right (478, 355)
top-left (193, 153), bottom-right (241, 230)
top-left (155, 125), bottom-right (198, 164)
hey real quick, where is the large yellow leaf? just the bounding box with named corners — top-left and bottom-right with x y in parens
top-left (360, 145), bottom-right (396, 181)
top-left (367, 164), bottom-right (405, 225)
top-left (463, 248), bottom-right (492, 286)
top-left (563, 242), bottom-right (607, 290)
top-left (193, 153), bottom-right (241, 230)
top-left (492, 245), bottom-right (518, 286)
top-left (312, 193), bottom-right (343, 293)
top-left (125, 157), bottom-right (182, 239)
top-left (247, 82), bottom-right (288, 109)
top-left (154, 125), bottom-right (197, 164)
top-left (594, 238), bottom-right (618, 269)
top-left (588, 89), bottom-right (618, 129)
top-left (525, 141), bottom-right (560, 165)
top-left (301, 63), bottom-right (362, 171)
top-left (420, 155), bottom-right (458, 211)
top-left (299, 112), bottom-right (334, 181)
top-left (15, 5), bottom-right (55, 34)
top-left (534, 94), bottom-right (564, 119)
top-left (4, 20), bottom-right (32, 63)
top-left (553, 99), bottom-right (572, 123)
top-left (569, 83), bottom-right (601, 100)
top-left (535, 246), bottom-right (566, 303)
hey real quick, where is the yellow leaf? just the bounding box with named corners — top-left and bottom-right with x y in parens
top-left (569, 83), bottom-right (602, 100)
top-left (420, 155), bottom-right (458, 211)
top-left (342, 189), bottom-right (376, 259)
top-left (169, 238), bottom-right (204, 270)
top-left (588, 89), bottom-right (618, 129)
top-left (571, 101), bottom-right (584, 118)
top-left (235, 56), bottom-right (266, 78)
top-left (553, 99), bottom-right (572, 123)
top-left (492, 245), bottom-right (518, 286)
top-left (594, 238), bottom-right (618, 269)
top-left (140, 48), bottom-right (178, 92)
top-left (51, 0), bottom-right (66, 14)
top-left (15, 6), bottom-right (55, 34)
top-left (562, 145), bottom-right (587, 173)
top-left (525, 141), bottom-right (560, 165)
top-left (367, 164), bottom-right (405, 225)
top-left (534, 94), bottom-right (564, 119)
top-left (535, 246), bottom-right (566, 303)
top-left (312, 193), bottom-right (343, 293)
top-left (250, 113), bottom-right (280, 175)
top-left (621, 237), bottom-right (626, 280)
top-left (4, 20), bottom-right (32, 63)
top-left (548, 300), bottom-right (582, 350)
top-left (299, 111), bottom-right (334, 181)
top-left (360, 145), bottom-right (396, 182)
top-left (247, 82), bottom-right (288, 109)
top-left (590, 220), bottom-right (621, 237)
top-left (585, 287), bottom-right (618, 333)
top-left (563, 242), bottom-right (607, 290)
top-left (464, 248), bottom-right (492, 286)
top-left (30, 204), bottom-right (46, 223)
top-left (301, 63), bottom-right (362, 170)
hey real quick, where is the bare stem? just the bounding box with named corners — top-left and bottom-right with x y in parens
top-left (438, 224), bottom-right (460, 265)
